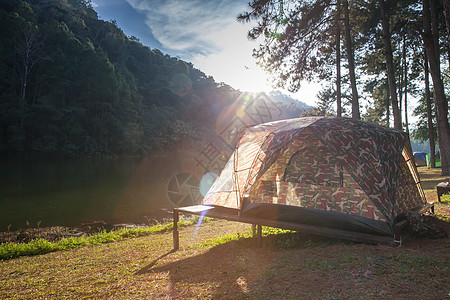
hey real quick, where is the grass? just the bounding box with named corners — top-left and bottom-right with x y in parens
top-left (417, 166), bottom-right (450, 219)
top-left (2, 219), bottom-right (444, 300)
top-left (416, 166), bottom-right (449, 191)
top-left (0, 217), bottom-right (207, 260)
top-left (0, 167), bottom-right (449, 299)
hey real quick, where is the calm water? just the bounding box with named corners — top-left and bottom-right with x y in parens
top-left (0, 154), bottom-right (207, 231)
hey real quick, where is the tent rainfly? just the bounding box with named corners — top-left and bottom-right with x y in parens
top-left (201, 117), bottom-right (428, 241)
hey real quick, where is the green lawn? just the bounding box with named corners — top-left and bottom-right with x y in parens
top-left (0, 167), bottom-right (449, 299)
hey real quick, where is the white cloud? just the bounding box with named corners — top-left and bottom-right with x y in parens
top-left (124, 0), bottom-right (270, 91)
top-left (124, 0), bottom-right (319, 105)
top-left (125, 0), bottom-right (245, 56)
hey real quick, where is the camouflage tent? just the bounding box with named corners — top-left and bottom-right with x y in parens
top-left (202, 117), bottom-right (427, 237)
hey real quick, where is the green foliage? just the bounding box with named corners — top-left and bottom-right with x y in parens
top-left (0, 0), bottom-right (238, 159)
top-left (0, 216), bottom-right (203, 260)
top-left (411, 93), bottom-right (437, 143)
top-left (435, 210), bottom-right (449, 222)
top-left (363, 79), bottom-right (389, 127)
top-left (199, 231), bottom-right (252, 248)
top-left (238, 0), bottom-right (336, 92)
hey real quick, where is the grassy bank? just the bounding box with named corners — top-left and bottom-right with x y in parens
top-left (0, 218), bottom-right (208, 260)
top-left (0, 167), bottom-right (449, 299)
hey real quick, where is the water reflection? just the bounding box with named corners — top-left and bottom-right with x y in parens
top-left (0, 153), bottom-right (204, 231)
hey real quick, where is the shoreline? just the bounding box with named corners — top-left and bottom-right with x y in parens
top-left (0, 209), bottom-right (177, 244)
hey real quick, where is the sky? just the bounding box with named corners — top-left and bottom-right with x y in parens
top-left (91, 0), bottom-right (321, 106)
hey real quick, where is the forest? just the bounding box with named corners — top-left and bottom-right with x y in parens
top-left (0, 0), bottom-right (449, 175)
top-left (239, 0), bottom-right (450, 175)
top-left (0, 0), bottom-right (303, 160)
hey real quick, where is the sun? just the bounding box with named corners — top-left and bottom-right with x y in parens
top-left (193, 52), bottom-right (272, 94)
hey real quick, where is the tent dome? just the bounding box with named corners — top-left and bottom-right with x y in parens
top-left (202, 117), bottom-right (426, 237)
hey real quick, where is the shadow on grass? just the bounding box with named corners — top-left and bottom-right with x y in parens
top-left (135, 249), bottom-right (177, 275)
top-left (417, 166), bottom-right (449, 190)
top-left (133, 221), bottom-right (450, 299)
top-left (134, 233), bottom-right (352, 298)
top-left (137, 239), bottom-right (268, 298)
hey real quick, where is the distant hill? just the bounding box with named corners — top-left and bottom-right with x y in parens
top-left (0, 0), bottom-right (303, 159)
top-left (410, 138), bottom-right (439, 154)
top-left (268, 91), bottom-right (312, 111)
top-left (266, 90), bottom-right (312, 119)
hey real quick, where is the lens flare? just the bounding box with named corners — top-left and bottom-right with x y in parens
top-left (199, 172), bottom-right (218, 196)
top-left (243, 93), bottom-right (252, 102)
top-left (236, 106), bottom-right (246, 118)
top-left (194, 210), bottom-right (206, 236)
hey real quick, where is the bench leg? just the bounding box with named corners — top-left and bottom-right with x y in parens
top-left (252, 224), bottom-right (262, 247)
top-left (257, 224), bottom-right (262, 248)
top-left (173, 209), bottom-right (179, 251)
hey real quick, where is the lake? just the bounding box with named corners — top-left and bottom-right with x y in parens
top-left (0, 153), bottom-right (217, 231)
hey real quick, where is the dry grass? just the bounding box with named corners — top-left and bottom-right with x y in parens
top-left (0, 167), bottom-right (449, 299)
top-left (417, 166), bottom-right (450, 219)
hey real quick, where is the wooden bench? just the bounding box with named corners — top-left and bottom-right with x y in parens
top-left (172, 205), bottom-right (403, 250)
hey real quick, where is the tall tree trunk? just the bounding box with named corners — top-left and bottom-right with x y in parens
top-left (336, 0), bottom-right (342, 117)
top-left (403, 74), bottom-right (409, 135)
top-left (424, 48), bottom-right (436, 168)
top-left (343, 0), bottom-right (359, 119)
top-left (444, 0), bottom-right (450, 68)
top-left (16, 23), bottom-right (41, 130)
top-left (398, 38), bottom-right (404, 121)
top-left (398, 67), bottom-right (403, 126)
top-left (398, 58), bottom-right (403, 121)
top-left (423, 0), bottom-right (450, 176)
top-left (386, 79), bottom-right (390, 127)
top-left (379, 0), bottom-right (402, 130)
top-left (403, 37), bottom-right (409, 135)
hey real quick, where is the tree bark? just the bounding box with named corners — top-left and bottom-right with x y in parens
top-left (379, 0), bottom-right (402, 130)
top-left (385, 80), bottom-right (390, 127)
top-left (444, 0), bottom-right (450, 67)
top-left (398, 65), bottom-right (403, 121)
top-left (16, 23), bottom-right (41, 130)
top-left (336, 0), bottom-right (342, 117)
top-left (403, 37), bottom-right (409, 136)
top-left (424, 48), bottom-right (436, 168)
top-left (423, 0), bottom-right (450, 175)
top-left (343, 0), bottom-right (359, 119)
